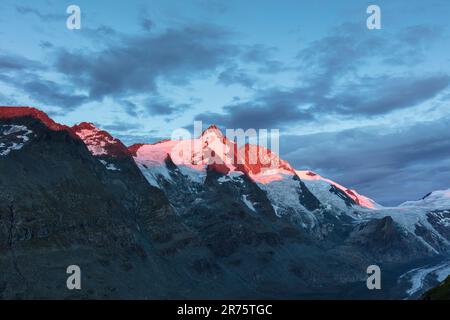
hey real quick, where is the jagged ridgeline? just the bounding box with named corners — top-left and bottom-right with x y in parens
top-left (1, 106), bottom-right (449, 299)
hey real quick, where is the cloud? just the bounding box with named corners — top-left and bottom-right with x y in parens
top-left (15, 5), bottom-right (64, 21)
top-left (81, 26), bottom-right (118, 41)
top-left (101, 121), bottom-right (143, 132)
top-left (0, 52), bottom-right (44, 71)
top-left (316, 74), bottom-right (450, 115)
top-left (140, 18), bottom-right (154, 32)
top-left (119, 100), bottom-right (139, 117)
top-left (54, 24), bottom-right (237, 100)
top-left (0, 50), bottom-right (88, 110)
top-left (144, 97), bottom-right (191, 116)
top-left (118, 96), bottom-right (192, 119)
top-left (1, 20), bottom-right (281, 115)
top-left (0, 92), bottom-right (17, 105)
top-left (112, 132), bottom-right (162, 146)
top-left (383, 24), bottom-right (444, 65)
top-left (295, 23), bottom-right (448, 104)
top-left (0, 51), bottom-right (86, 110)
top-left (196, 88), bottom-right (313, 129)
top-left (296, 23), bottom-right (442, 78)
top-left (195, 0), bottom-right (229, 15)
top-left (193, 23), bottom-right (449, 129)
top-left (217, 64), bottom-right (257, 88)
top-left (39, 41), bottom-right (54, 49)
top-left (196, 72), bottom-right (449, 130)
top-left (0, 72), bottom-right (88, 110)
top-left (20, 77), bottom-right (89, 110)
top-left (240, 44), bottom-right (286, 74)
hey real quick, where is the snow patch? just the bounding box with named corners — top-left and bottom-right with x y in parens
top-left (296, 170), bottom-right (379, 209)
top-left (401, 261), bottom-right (450, 296)
top-left (256, 173), bottom-right (316, 228)
top-left (400, 190), bottom-right (450, 210)
top-left (99, 159), bottom-right (120, 171)
top-left (0, 125), bottom-right (34, 156)
top-left (242, 195), bottom-right (256, 212)
top-left (76, 127), bottom-right (118, 156)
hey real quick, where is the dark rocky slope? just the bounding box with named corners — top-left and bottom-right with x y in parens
top-left (423, 276), bottom-right (450, 300)
top-left (0, 110), bottom-right (201, 298)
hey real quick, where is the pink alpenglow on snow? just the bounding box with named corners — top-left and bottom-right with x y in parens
top-left (72, 122), bottom-right (130, 158)
top-left (0, 107), bottom-right (379, 210)
top-left (128, 125), bottom-right (376, 209)
top-left (129, 125), bottom-right (291, 181)
top-left (0, 106), bottom-right (70, 132)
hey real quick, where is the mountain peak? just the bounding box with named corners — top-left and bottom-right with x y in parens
top-left (72, 122), bottom-right (97, 130)
top-left (205, 124), bottom-right (219, 131)
top-left (0, 106), bottom-right (68, 131)
top-left (201, 124), bottom-right (223, 138)
top-left (72, 122), bottom-right (129, 158)
top-left (128, 143), bottom-right (146, 156)
top-left (400, 189), bottom-right (450, 208)
top-left (240, 143), bottom-right (295, 176)
top-left (295, 170), bottom-right (379, 209)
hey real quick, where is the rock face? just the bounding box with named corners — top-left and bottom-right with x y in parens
top-left (423, 276), bottom-right (450, 300)
top-left (0, 108), bottom-right (195, 299)
top-left (1, 106), bottom-right (449, 299)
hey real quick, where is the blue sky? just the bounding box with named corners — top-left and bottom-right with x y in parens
top-left (0, 0), bottom-right (449, 205)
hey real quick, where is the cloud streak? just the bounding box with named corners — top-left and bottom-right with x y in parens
top-left (54, 24), bottom-right (237, 100)
top-left (193, 23), bottom-right (449, 129)
top-left (15, 5), bottom-right (64, 21)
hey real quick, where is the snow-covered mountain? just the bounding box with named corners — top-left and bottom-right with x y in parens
top-left (71, 122), bottom-right (131, 171)
top-left (126, 123), bottom-right (450, 255)
top-left (129, 125), bottom-right (371, 215)
top-left (128, 125), bottom-right (379, 210)
top-left (72, 122), bottom-right (130, 158)
top-left (368, 190), bottom-right (450, 254)
top-left (400, 190), bottom-right (450, 209)
top-left (295, 170), bottom-right (380, 210)
top-left (1, 106), bottom-right (449, 299)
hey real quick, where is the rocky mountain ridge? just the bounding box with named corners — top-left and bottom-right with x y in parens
top-left (1, 106), bottom-right (449, 299)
